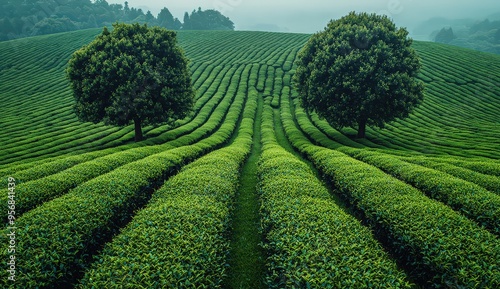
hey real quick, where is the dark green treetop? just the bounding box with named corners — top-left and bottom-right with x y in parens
top-left (182, 8), bottom-right (234, 30)
top-left (294, 12), bottom-right (424, 138)
top-left (435, 27), bottom-right (456, 44)
top-left (66, 22), bottom-right (194, 141)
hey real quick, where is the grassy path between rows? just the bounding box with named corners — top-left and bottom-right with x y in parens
top-left (225, 94), bottom-right (266, 289)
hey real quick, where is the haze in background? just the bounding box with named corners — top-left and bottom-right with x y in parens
top-left (106, 0), bottom-right (500, 40)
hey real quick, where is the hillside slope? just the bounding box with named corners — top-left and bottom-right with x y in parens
top-left (0, 29), bottom-right (498, 167)
top-left (1, 29), bottom-right (500, 288)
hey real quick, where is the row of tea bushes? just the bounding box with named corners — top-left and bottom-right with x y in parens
top-left (279, 92), bottom-right (500, 288)
top-left (0, 64), bottom-right (252, 288)
top-left (258, 105), bottom-right (412, 288)
top-left (340, 148), bottom-right (500, 235)
top-left (77, 86), bottom-right (256, 288)
top-left (401, 156), bottom-right (500, 194)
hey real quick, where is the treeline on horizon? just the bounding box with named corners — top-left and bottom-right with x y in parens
top-left (0, 0), bottom-right (235, 41)
top-left (433, 18), bottom-right (500, 54)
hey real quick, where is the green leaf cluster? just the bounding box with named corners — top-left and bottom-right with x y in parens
top-left (279, 89), bottom-right (500, 288)
top-left (341, 148), bottom-right (500, 235)
top-left (67, 23), bottom-right (194, 135)
top-left (294, 12), bottom-right (424, 135)
top-left (258, 105), bottom-right (412, 288)
top-left (77, 73), bottom-right (257, 288)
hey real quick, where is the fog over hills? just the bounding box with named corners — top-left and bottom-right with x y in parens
top-left (108, 0), bottom-right (499, 39)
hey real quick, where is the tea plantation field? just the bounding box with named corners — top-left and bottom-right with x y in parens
top-left (1, 28), bottom-right (499, 288)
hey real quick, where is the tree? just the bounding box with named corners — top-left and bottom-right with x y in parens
top-left (66, 23), bottom-right (194, 141)
top-left (124, 1), bottom-right (129, 13)
top-left (201, 9), bottom-right (234, 30)
top-left (182, 8), bottom-right (234, 31)
top-left (173, 18), bottom-right (182, 30)
top-left (87, 14), bottom-right (98, 28)
top-left (32, 17), bottom-right (77, 35)
top-left (144, 10), bottom-right (155, 24)
top-left (183, 12), bottom-right (190, 29)
top-left (435, 27), bottom-right (455, 43)
top-left (293, 12), bottom-right (424, 138)
top-left (158, 7), bottom-right (181, 30)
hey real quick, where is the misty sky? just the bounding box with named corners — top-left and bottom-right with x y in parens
top-left (107, 0), bottom-right (500, 38)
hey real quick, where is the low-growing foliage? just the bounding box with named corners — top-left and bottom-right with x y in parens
top-left (339, 148), bottom-right (500, 235)
top-left (280, 88), bottom-right (500, 288)
top-left (0, 27), bottom-right (499, 288)
top-left (258, 105), bottom-right (412, 288)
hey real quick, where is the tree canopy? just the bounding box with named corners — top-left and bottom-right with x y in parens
top-left (182, 8), bottom-right (234, 31)
top-left (435, 27), bottom-right (456, 44)
top-left (0, 1), bottom-right (233, 41)
top-left (158, 8), bottom-right (182, 30)
top-left (433, 19), bottom-right (500, 54)
top-left (293, 12), bottom-right (425, 138)
top-left (66, 23), bottom-right (194, 141)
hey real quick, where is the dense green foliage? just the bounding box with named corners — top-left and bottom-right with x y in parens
top-left (66, 23), bottom-right (194, 141)
top-left (434, 27), bottom-right (456, 43)
top-left (258, 104), bottom-right (412, 288)
top-left (279, 91), bottom-right (500, 288)
top-left (0, 1), bottom-right (235, 41)
top-left (183, 7), bottom-right (235, 31)
top-left (433, 18), bottom-right (500, 54)
top-left (294, 12), bottom-right (425, 138)
top-left (1, 27), bottom-right (499, 287)
top-left (157, 7), bottom-right (182, 30)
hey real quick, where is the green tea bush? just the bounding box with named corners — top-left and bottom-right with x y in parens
top-left (439, 158), bottom-right (500, 177)
top-left (259, 105), bottom-right (412, 288)
top-left (77, 75), bottom-right (256, 288)
top-left (341, 148), bottom-right (500, 234)
top-left (0, 150), bottom-right (112, 185)
top-left (280, 89), bottom-right (500, 288)
top-left (403, 156), bottom-right (500, 194)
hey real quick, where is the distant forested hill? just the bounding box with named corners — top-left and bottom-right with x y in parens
top-left (432, 18), bottom-right (500, 54)
top-left (0, 0), bottom-right (234, 41)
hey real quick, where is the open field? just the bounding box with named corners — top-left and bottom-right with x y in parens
top-left (1, 28), bottom-right (499, 288)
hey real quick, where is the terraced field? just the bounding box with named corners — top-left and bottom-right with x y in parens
top-left (1, 28), bottom-right (499, 288)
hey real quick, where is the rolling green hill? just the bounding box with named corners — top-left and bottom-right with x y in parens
top-left (0, 29), bottom-right (499, 288)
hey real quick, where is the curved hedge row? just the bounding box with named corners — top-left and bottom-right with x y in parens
top-left (258, 105), bottom-right (412, 288)
top-left (339, 148), bottom-right (500, 235)
top-left (280, 91), bottom-right (500, 288)
top-left (0, 67), bottom-right (245, 221)
top-left (401, 156), bottom-right (500, 194)
top-left (0, 149), bottom-right (116, 186)
top-left (437, 158), bottom-right (500, 177)
top-left (0, 63), bottom-right (250, 288)
top-left (77, 79), bottom-right (256, 288)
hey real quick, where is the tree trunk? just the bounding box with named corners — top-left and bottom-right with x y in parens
top-left (357, 118), bottom-right (367, 138)
top-left (134, 117), bottom-right (143, 142)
